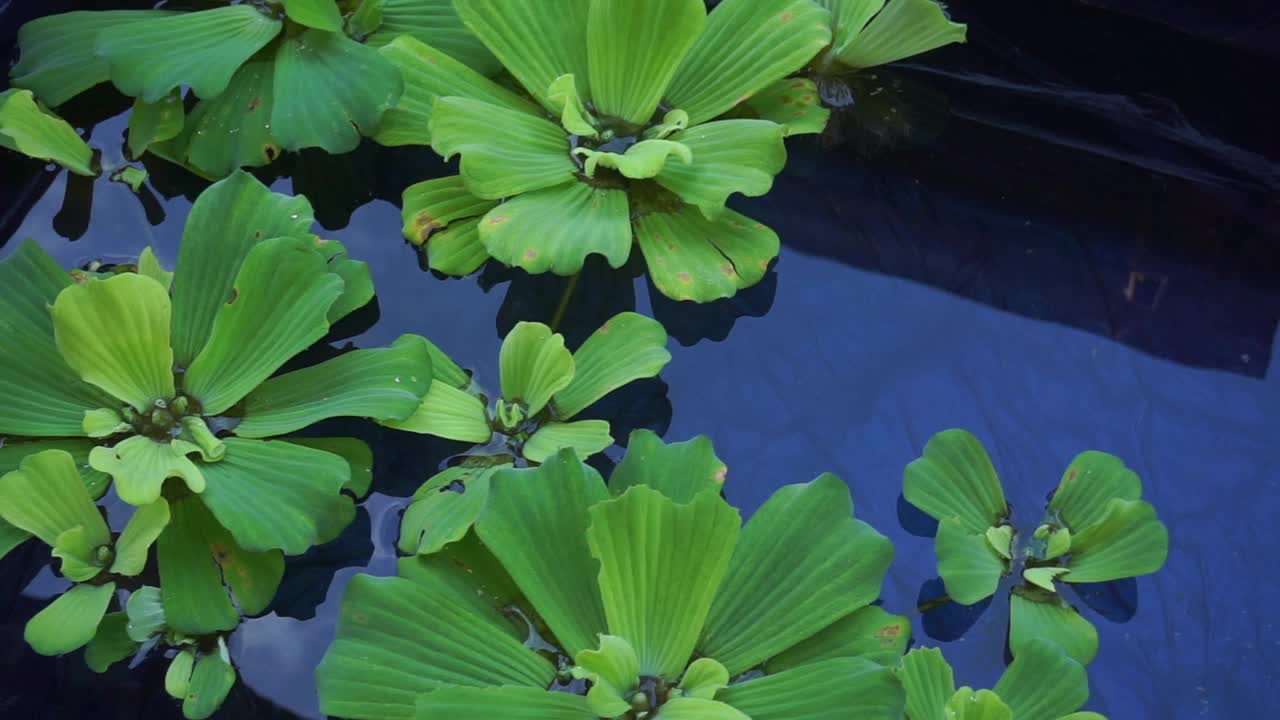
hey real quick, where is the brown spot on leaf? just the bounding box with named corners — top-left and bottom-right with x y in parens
top-left (523, 248), bottom-right (538, 261)
top-left (263, 144), bottom-right (280, 162)
top-left (676, 272), bottom-right (692, 284)
top-left (791, 80), bottom-right (808, 89)
top-left (226, 288), bottom-right (238, 305)
top-left (721, 262), bottom-right (736, 277)
top-left (1066, 468), bottom-right (1078, 483)
top-left (488, 214), bottom-right (508, 225)
top-left (247, 96), bottom-right (261, 112)
top-left (780, 11), bottom-right (793, 22)
top-left (211, 543), bottom-right (230, 563)
top-left (353, 614), bottom-right (368, 625)
top-left (253, 230), bottom-right (262, 239)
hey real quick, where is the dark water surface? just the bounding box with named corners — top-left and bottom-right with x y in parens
top-left (3, 1), bottom-right (1279, 718)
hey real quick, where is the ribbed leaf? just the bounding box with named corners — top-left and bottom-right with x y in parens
top-left (381, 380), bottom-right (492, 443)
top-left (315, 238), bottom-right (375, 324)
top-left (903, 429), bottom-right (1008, 533)
top-left (165, 649), bottom-right (195, 699)
top-left (110, 499), bottom-right (171, 576)
top-left (90, 436), bottom-right (205, 507)
top-left (282, 437), bottom-right (374, 497)
top-left (1009, 592), bottom-right (1098, 665)
top-left (84, 612), bottom-right (137, 673)
top-left (184, 237), bottom-right (342, 414)
top-left (365, 0), bottom-right (502, 76)
top-left (608, 430), bottom-right (726, 503)
top-left (992, 639), bottom-right (1089, 720)
top-left (523, 420), bottom-right (613, 463)
top-left (666, 0), bottom-right (832, 125)
top-left (548, 73), bottom-right (599, 137)
top-left (0, 450), bottom-right (109, 551)
top-left (659, 698), bottom-right (750, 720)
top-left (401, 175), bottom-right (499, 247)
top-left (272, 28), bottom-right (404, 153)
top-left (585, 0), bottom-right (705, 125)
top-left (634, 205), bottom-right (779, 303)
top-left (454, 0), bottom-right (590, 109)
top-left (820, 0), bottom-right (884, 56)
top-left (717, 657), bottom-right (904, 720)
top-left (833, 0), bottom-right (967, 70)
top-left (316, 574), bottom-right (556, 720)
top-left (25, 582), bottom-right (115, 656)
top-left (935, 517), bottom-right (1007, 605)
top-left (479, 181), bottom-right (632, 275)
top-left (375, 35), bottom-right (535, 147)
top-left (11, 10), bottom-right (174, 106)
top-left (0, 241), bottom-right (115, 436)
top-left (52, 273), bottom-right (174, 411)
top-left (169, 57), bottom-right (280, 177)
top-left (0, 439), bottom-right (112, 500)
top-left (184, 651), bottom-right (237, 720)
top-left (499, 322), bottom-right (576, 416)
top-left (399, 473), bottom-right (492, 556)
top-left (96, 6), bottom-right (282, 102)
top-left (54, 525), bottom-right (106, 582)
top-left (282, 0), bottom-right (342, 31)
top-left (766, 605), bottom-right (911, 673)
top-left (198, 438), bottom-right (351, 555)
top-left (125, 586), bottom-right (166, 642)
top-left (127, 89), bottom-right (184, 158)
top-left (171, 171), bottom-right (315, 367)
top-left (1065, 499), bottom-right (1168, 583)
top-left (655, 120), bottom-right (786, 219)
top-left (476, 451), bottom-right (609, 657)
top-left (430, 96), bottom-right (575, 200)
top-left (237, 335), bottom-right (432, 438)
top-left (1047, 451), bottom-right (1142, 531)
top-left (415, 687), bottom-right (596, 720)
top-left (899, 647), bottom-right (955, 720)
top-left (679, 657), bottom-right (730, 699)
top-left (0, 89), bottom-right (94, 175)
top-left (576, 139), bottom-right (692, 180)
top-left (740, 77), bottom-right (830, 136)
top-left (946, 689), bottom-right (1012, 720)
top-left (573, 635), bottom-right (638, 716)
top-left (699, 473), bottom-right (892, 675)
top-left (587, 485), bottom-right (740, 678)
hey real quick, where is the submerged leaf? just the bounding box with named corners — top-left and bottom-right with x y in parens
top-left (0, 89), bottom-right (94, 175)
top-left (125, 586), bottom-right (167, 642)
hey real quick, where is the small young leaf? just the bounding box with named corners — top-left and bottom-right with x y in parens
top-left (0, 89), bottom-right (94, 175)
top-left (183, 649), bottom-right (237, 720)
top-left (572, 635), bottom-right (639, 717)
top-left (499, 322), bottom-right (575, 416)
top-left (522, 420), bottom-right (613, 463)
top-left (166, 648), bottom-right (196, 699)
top-left (111, 498), bottom-right (171, 576)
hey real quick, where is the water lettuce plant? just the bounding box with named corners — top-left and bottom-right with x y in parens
top-left (384, 312), bottom-right (671, 463)
top-left (317, 436), bottom-right (905, 719)
top-left (388, 0), bottom-right (837, 302)
top-left (9, 1), bottom-right (498, 177)
top-left (813, 0), bottom-right (967, 76)
top-left (903, 429), bottom-right (1170, 664)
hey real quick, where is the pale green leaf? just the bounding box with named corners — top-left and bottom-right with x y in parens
top-left (766, 605), bottom-right (912, 673)
top-left (112, 166), bottom-right (148, 193)
top-left (0, 449), bottom-right (109, 550)
top-left (1047, 451), bottom-right (1143, 531)
top-left (678, 657), bottom-right (730, 700)
top-left (399, 473), bottom-right (492, 556)
top-left (658, 698), bottom-right (750, 720)
top-left (381, 380), bottom-right (493, 443)
top-left (655, 120), bottom-right (786, 219)
top-left (125, 586), bottom-right (166, 642)
top-left (717, 657), bottom-right (904, 720)
top-left (548, 73), bottom-right (598, 137)
top-left (430, 96), bottom-right (575, 200)
top-left (739, 77), bottom-right (830, 137)
top-left (137, 249), bottom-right (172, 293)
top-left (1009, 592), bottom-right (1098, 666)
top-left (1065, 499), bottom-right (1168, 583)
top-left (936, 517), bottom-right (1007, 605)
top-left (572, 635), bottom-right (639, 716)
top-left (166, 649), bottom-right (196, 699)
top-left (586, 0), bottom-right (705, 124)
top-left (25, 582), bottom-right (115, 656)
top-left (96, 6), bottom-right (282, 102)
top-left (479, 181), bottom-right (632, 275)
top-left (89, 436), bottom-right (206, 507)
top-left (110, 499), bottom-right (171, 576)
top-left (576, 139), bottom-right (692, 180)
top-left (453, 0), bottom-right (590, 109)
top-left (986, 525), bottom-right (1014, 560)
top-left (833, 0), bottom-right (967, 70)
top-left (84, 612), bottom-right (138, 673)
top-left (1023, 566), bottom-right (1070, 593)
top-left (634, 205), bottom-right (779, 303)
top-left (166, 57), bottom-right (281, 178)
top-left (313, 238), bottom-right (375, 324)
top-left (522, 420), bottom-right (613, 463)
top-left (0, 89), bottom-right (94, 175)
top-left (184, 650), bottom-right (237, 720)
top-left (903, 429), bottom-right (1008, 533)
top-left (82, 409), bottom-right (128, 439)
top-left (53, 526), bottom-right (106, 582)
top-left (820, 0), bottom-right (884, 56)
top-left (499, 322), bottom-right (575, 416)
top-left (400, 175), bottom-right (499, 248)
top-left (0, 438), bottom-right (111, 500)
top-left (365, 0), bottom-right (502, 76)
top-left (127, 89), bottom-right (184, 158)
top-left (415, 686), bottom-right (597, 720)
top-left (993, 639), bottom-right (1089, 720)
top-left (608, 430), bottom-right (726, 503)
top-left (899, 647), bottom-right (955, 720)
top-left (945, 688), bottom-right (1012, 720)
top-left (282, 0), bottom-right (342, 30)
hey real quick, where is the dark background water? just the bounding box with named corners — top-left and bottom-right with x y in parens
top-left (2, 1), bottom-right (1278, 718)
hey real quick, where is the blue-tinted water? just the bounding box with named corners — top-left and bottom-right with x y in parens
top-left (3, 2), bottom-right (1278, 718)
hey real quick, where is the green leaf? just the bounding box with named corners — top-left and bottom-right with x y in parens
top-left (374, 35), bottom-right (536, 147)
top-left (655, 120), bottom-right (786, 219)
top-left (678, 657), bottom-right (730, 700)
top-left (110, 499), bottom-right (171, 576)
top-left (993, 639), bottom-right (1089, 720)
top-left (184, 237), bottom-right (343, 415)
top-left (282, 0), bottom-right (342, 30)
top-left (548, 73), bottom-right (598, 137)
top-left (634, 205), bottom-right (779, 303)
top-left (166, 649), bottom-right (196, 699)
top-left (717, 657), bottom-right (905, 720)
top-left (125, 586), bottom-right (167, 642)
top-left (348, 0), bottom-right (385, 37)
top-left (414, 687), bottom-right (597, 720)
top-left (96, 6), bottom-right (282, 102)
top-left (11, 10), bottom-right (175, 107)
top-left (609, 430), bottom-right (726, 503)
top-left (667, 0), bottom-right (833, 126)
top-left (314, 238), bottom-right (375, 324)
top-left (89, 436), bottom-right (206, 507)
top-left (1047, 451), bottom-right (1142, 531)
top-left (587, 485), bottom-right (741, 677)
top-left (1023, 566), bottom-right (1070, 593)
top-left (499, 322), bottom-right (576, 415)
top-left (475, 451), bottom-right (609, 657)
top-left (168, 56), bottom-right (281, 177)
top-left (0, 89), bottom-right (94, 175)
top-left (127, 89), bottom-right (184, 158)
top-left (658, 698), bottom-right (750, 720)
top-left (935, 517), bottom-right (1007, 605)
top-left (316, 574), bottom-right (556, 720)
top-left (281, 437), bottom-right (375, 498)
top-left (53, 526), bottom-right (106, 582)
top-left (25, 582), bottom-right (116, 656)
top-left (0, 438), bottom-right (111, 500)
top-left (400, 175), bottom-right (499, 248)
top-left (0, 241), bottom-right (116, 436)
top-left (453, 0), bottom-right (590, 109)
top-left (184, 650), bottom-right (237, 720)
top-left (237, 336), bottom-right (432, 437)
top-left (1009, 592), bottom-right (1098, 666)
top-left (986, 525), bottom-right (1014, 560)
top-left (832, 0), bottom-right (967, 70)
top-left (198, 438), bottom-right (351, 555)
top-left (430, 96), bottom-right (576, 200)
top-left (381, 380), bottom-right (493, 443)
top-left (1064, 499), bottom-right (1168, 583)
top-left (112, 166), bottom-right (148, 193)
top-left (84, 612), bottom-right (138, 673)
top-left (271, 28), bottom-right (404, 153)
top-left (479, 181), bottom-right (632, 275)
top-left (171, 171), bottom-right (315, 367)
top-left (0, 450), bottom-right (109, 550)
top-left (584, 0), bottom-right (705, 124)
top-left (399, 473), bottom-right (493, 556)
top-left (52, 273), bottom-right (174, 411)
top-left (572, 635), bottom-right (639, 716)
top-left (945, 688), bottom-right (1012, 720)
top-left (576, 139), bottom-right (692, 180)
top-left (739, 77), bottom-right (830, 137)
top-left (899, 647), bottom-right (955, 720)
top-left (395, 554), bottom-right (523, 638)
top-left (903, 429), bottom-right (1008, 533)
top-left (0, 519), bottom-right (31, 561)
top-left (523, 420), bottom-right (613, 463)
top-left (765, 605), bottom-right (912, 673)
top-left (365, 0), bottom-right (502, 77)
top-left (699, 473), bottom-right (893, 675)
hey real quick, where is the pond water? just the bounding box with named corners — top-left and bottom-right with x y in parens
top-left (2, 2), bottom-right (1278, 719)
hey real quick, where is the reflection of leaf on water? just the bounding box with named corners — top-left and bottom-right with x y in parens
top-left (818, 68), bottom-right (953, 154)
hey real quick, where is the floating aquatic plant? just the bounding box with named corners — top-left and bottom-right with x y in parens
top-left (903, 429), bottom-right (1170, 664)
top-left (813, 0), bottom-right (967, 76)
top-left (318, 436), bottom-right (903, 719)
top-left (384, 312), bottom-right (671, 464)
top-left (9, 0), bottom-right (498, 177)
top-left (0, 88), bottom-right (94, 174)
top-left (388, 0), bottom-right (837, 302)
